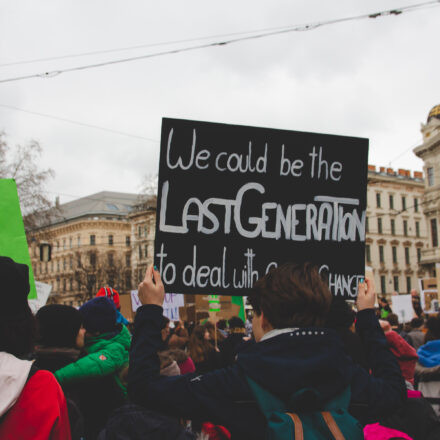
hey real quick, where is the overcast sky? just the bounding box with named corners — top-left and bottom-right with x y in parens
top-left (0, 0), bottom-right (439, 204)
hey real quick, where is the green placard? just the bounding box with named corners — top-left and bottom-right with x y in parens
top-left (0, 179), bottom-right (37, 299)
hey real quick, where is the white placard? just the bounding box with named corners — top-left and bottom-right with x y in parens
top-left (391, 294), bottom-right (413, 323)
top-left (130, 290), bottom-right (184, 315)
top-left (28, 281), bottom-right (52, 314)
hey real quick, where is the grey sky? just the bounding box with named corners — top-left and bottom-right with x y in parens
top-left (0, 0), bottom-right (438, 204)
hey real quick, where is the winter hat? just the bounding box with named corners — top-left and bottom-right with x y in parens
top-left (79, 297), bottom-right (117, 333)
top-left (0, 256), bottom-right (31, 319)
top-left (36, 305), bottom-right (82, 348)
top-left (96, 286), bottom-right (120, 309)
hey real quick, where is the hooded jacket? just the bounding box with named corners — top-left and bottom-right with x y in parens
top-left (128, 306), bottom-right (406, 439)
top-left (0, 352), bottom-right (71, 440)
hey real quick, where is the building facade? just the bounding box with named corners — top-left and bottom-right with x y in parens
top-left (28, 192), bottom-right (140, 306)
top-left (365, 165), bottom-right (428, 296)
top-left (413, 104), bottom-right (440, 276)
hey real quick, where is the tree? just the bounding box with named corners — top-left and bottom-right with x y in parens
top-left (0, 132), bottom-right (55, 230)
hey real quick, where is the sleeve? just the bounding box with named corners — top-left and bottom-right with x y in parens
top-left (128, 305), bottom-right (251, 421)
top-left (349, 309), bottom-right (407, 420)
top-left (55, 343), bottom-right (126, 385)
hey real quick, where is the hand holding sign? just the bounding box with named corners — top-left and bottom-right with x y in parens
top-left (138, 265), bottom-right (165, 307)
top-left (356, 278), bottom-right (375, 311)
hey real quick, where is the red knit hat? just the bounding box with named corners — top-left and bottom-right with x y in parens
top-left (96, 286), bottom-right (120, 309)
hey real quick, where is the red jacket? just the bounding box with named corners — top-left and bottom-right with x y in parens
top-left (385, 330), bottom-right (418, 385)
top-left (0, 370), bottom-right (71, 440)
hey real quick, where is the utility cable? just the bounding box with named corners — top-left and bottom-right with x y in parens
top-left (0, 1), bottom-right (439, 84)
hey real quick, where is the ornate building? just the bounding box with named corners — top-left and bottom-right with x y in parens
top-left (28, 192), bottom-right (139, 306)
top-left (366, 165), bottom-right (428, 295)
top-left (413, 104), bottom-right (440, 276)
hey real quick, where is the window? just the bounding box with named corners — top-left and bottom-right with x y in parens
top-left (126, 253), bottom-right (131, 267)
top-left (376, 193), bottom-right (381, 208)
top-left (63, 238), bottom-right (66, 249)
top-left (57, 241), bottom-right (60, 250)
top-left (406, 277), bottom-right (411, 294)
top-left (393, 276), bottom-right (399, 292)
top-left (77, 236), bottom-right (81, 247)
top-left (378, 218), bottom-right (383, 234)
top-left (125, 273), bottom-right (132, 290)
top-left (69, 278), bottom-right (73, 291)
top-left (366, 245), bottom-right (371, 262)
top-left (389, 195), bottom-right (394, 210)
top-left (405, 247), bottom-right (410, 265)
top-left (90, 252), bottom-right (96, 267)
top-left (366, 217), bottom-right (369, 233)
top-left (57, 279), bottom-right (60, 291)
top-left (417, 247), bottom-right (422, 262)
top-left (414, 198), bottom-right (419, 212)
top-left (108, 253), bottom-right (114, 266)
top-left (90, 235), bottom-right (96, 245)
top-left (391, 219), bottom-right (396, 235)
top-left (138, 226), bottom-right (142, 237)
top-left (392, 246), bottom-right (397, 264)
top-left (428, 167), bottom-right (435, 186)
top-left (63, 258), bottom-right (66, 270)
top-left (138, 245), bottom-right (142, 259)
top-left (108, 235), bottom-right (114, 246)
top-left (379, 245), bottom-right (384, 263)
top-left (402, 196), bottom-right (407, 211)
top-left (77, 254), bottom-right (81, 266)
top-left (431, 219), bottom-right (438, 247)
top-left (57, 260), bottom-right (60, 272)
top-left (381, 276), bottom-right (386, 294)
top-left (69, 237), bottom-right (72, 249)
top-left (416, 221), bottom-right (420, 238)
top-left (126, 236), bottom-right (130, 247)
top-left (144, 244), bottom-right (148, 258)
top-left (403, 220), bottom-right (408, 237)
top-left (69, 256), bottom-right (73, 269)
top-left (63, 279), bottom-right (66, 292)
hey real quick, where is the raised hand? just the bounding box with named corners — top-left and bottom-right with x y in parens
top-left (138, 265), bottom-right (165, 307)
top-left (356, 278), bottom-right (376, 311)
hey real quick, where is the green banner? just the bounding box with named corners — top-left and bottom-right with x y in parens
top-left (0, 179), bottom-right (37, 299)
top-left (232, 296), bottom-right (246, 321)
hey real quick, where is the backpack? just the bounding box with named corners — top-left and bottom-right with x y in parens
top-left (246, 376), bottom-right (363, 440)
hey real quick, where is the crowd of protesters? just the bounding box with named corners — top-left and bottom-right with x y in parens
top-left (2, 255), bottom-right (440, 439)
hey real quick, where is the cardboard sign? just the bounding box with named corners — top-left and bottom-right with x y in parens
top-left (391, 295), bottom-right (413, 323)
top-left (154, 118), bottom-right (368, 297)
top-left (0, 179), bottom-right (36, 299)
top-left (130, 290), bottom-right (184, 315)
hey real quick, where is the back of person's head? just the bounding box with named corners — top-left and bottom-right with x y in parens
top-left (228, 316), bottom-right (245, 330)
top-left (79, 297), bottom-right (116, 334)
top-left (249, 262), bottom-right (332, 328)
top-left (0, 256), bottom-right (35, 358)
top-left (386, 313), bottom-right (400, 328)
top-left (96, 286), bottom-right (120, 310)
top-left (189, 325), bottom-right (213, 363)
top-left (410, 317), bottom-right (424, 330)
top-left (217, 319), bottom-right (228, 331)
top-left (36, 304), bottom-right (82, 348)
top-left (425, 315), bottom-right (440, 343)
top-left (325, 296), bottom-right (355, 330)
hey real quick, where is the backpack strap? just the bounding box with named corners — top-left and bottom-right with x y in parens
top-left (321, 412), bottom-right (345, 440)
top-left (286, 412), bottom-right (304, 440)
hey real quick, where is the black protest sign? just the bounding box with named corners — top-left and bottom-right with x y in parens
top-left (154, 118), bottom-right (368, 298)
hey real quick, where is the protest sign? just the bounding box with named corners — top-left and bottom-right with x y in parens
top-left (130, 290), bottom-right (184, 319)
top-left (28, 281), bottom-right (52, 314)
top-left (154, 118), bottom-right (368, 297)
top-left (0, 179), bottom-right (36, 299)
top-left (391, 294), bottom-right (413, 323)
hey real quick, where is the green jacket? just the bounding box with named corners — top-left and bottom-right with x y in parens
top-left (55, 324), bottom-right (131, 395)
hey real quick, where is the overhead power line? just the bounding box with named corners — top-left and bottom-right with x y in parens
top-left (0, 103), bottom-right (159, 142)
top-left (0, 1), bottom-right (439, 84)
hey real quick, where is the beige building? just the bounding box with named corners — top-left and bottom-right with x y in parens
top-left (28, 192), bottom-right (139, 306)
top-left (366, 166), bottom-right (428, 296)
top-left (413, 104), bottom-right (440, 276)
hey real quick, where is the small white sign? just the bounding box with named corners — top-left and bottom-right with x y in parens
top-left (391, 294), bottom-right (413, 323)
top-left (130, 290), bottom-right (184, 316)
top-left (28, 281), bottom-right (52, 314)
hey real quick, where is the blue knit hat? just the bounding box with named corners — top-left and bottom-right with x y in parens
top-left (79, 297), bottom-right (116, 333)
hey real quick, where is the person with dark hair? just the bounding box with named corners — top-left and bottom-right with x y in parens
top-left (188, 325), bottom-right (222, 373)
top-left (325, 296), bottom-right (368, 369)
top-left (0, 256), bottom-right (71, 439)
top-left (378, 297), bottom-right (392, 319)
top-left (128, 263), bottom-right (406, 439)
top-left (168, 320), bottom-right (189, 350)
top-left (408, 317), bottom-right (425, 350)
top-left (219, 316), bottom-right (248, 366)
top-left (54, 296), bottom-right (131, 438)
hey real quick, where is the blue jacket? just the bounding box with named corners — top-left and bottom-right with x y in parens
top-left (128, 306), bottom-right (406, 439)
top-left (418, 340), bottom-right (440, 368)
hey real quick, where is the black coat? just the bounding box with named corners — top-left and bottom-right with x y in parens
top-left (128, 306), bottom-right (406, 439)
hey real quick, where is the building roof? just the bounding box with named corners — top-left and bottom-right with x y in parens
top-left (42, 191), bottom-right (150, 228)
top-left (428, 104), bottom-right (440, 123)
